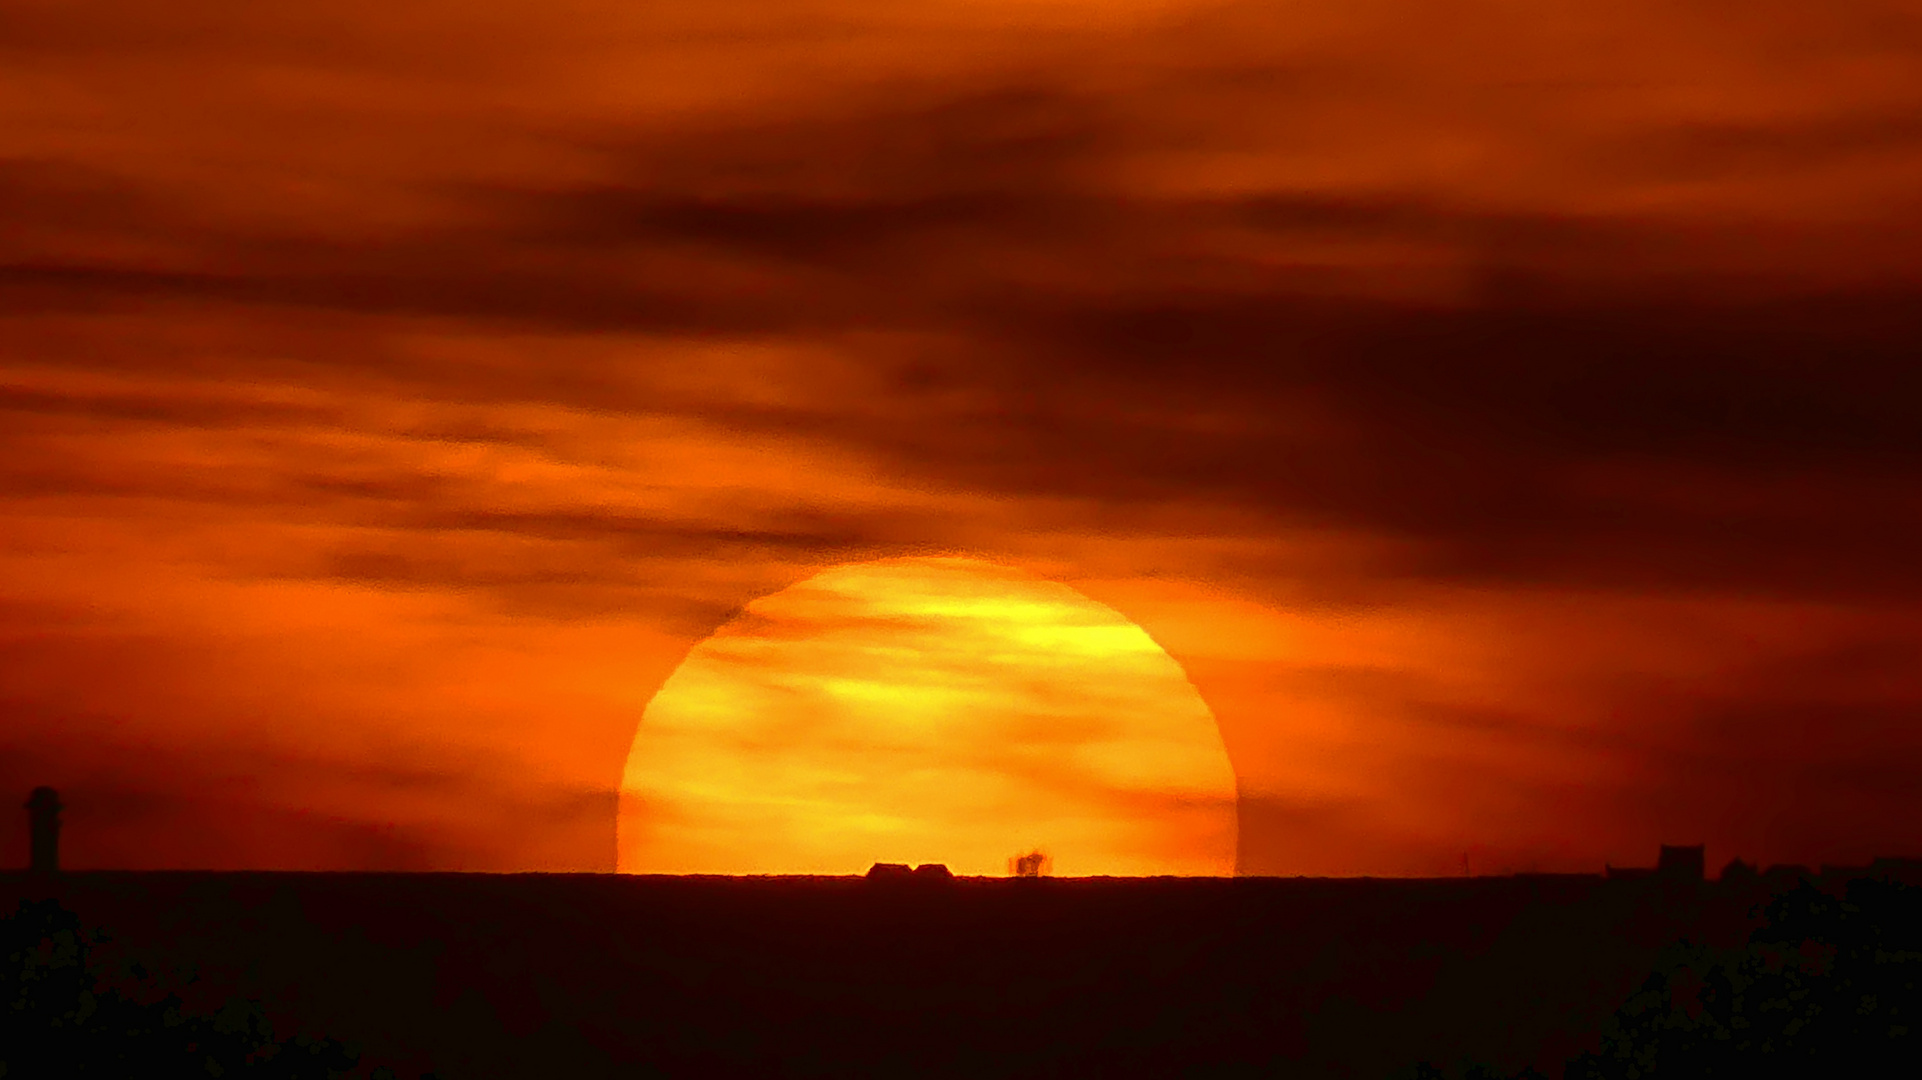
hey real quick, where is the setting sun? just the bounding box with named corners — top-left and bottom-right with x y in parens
top-left (618, 557), bottom-right (1238, 876)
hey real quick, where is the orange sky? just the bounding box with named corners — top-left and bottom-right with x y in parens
top-left (3, 0), bottom-right (1922, 876)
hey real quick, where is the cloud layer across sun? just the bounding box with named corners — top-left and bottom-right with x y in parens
top-left (620, 557), bottom-right (1237, 876)
top-left (3, 0), bottom-right (1922, 874)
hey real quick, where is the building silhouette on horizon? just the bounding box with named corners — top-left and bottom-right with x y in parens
top-left (25, 786), bottom-right (61, 873)
top-left (865, 862), bottom-right (954, 883)
top-left (1605, 843), bottom-right (1705, 881)
top-left (1657, 843), bottom-right (1705, 880)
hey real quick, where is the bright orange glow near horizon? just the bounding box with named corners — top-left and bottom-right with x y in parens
top-left (618, 557), bottom-right (1238, 876)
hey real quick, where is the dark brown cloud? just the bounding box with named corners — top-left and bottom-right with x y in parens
top-left (10, 63), bottom-right (1921, 600)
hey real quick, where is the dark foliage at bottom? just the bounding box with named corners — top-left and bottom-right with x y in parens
top-left (1406, 876), bottom-right (1922, 1079)
top-left (1, 898), bottom-right (369, 1078)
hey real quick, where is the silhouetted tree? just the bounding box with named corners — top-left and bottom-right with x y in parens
top-left (1568, 876), bottom-right (1922, 1077)
top-left (1401, 876), bottom-right (1922, 1079)
top-left (1008, 851), bottom-right (1051, 878)
top-left (1, 897), bottom-right (366, 1078)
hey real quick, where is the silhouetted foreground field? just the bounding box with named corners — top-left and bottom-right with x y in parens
top-left (0, 870), bottom-right (1877, 1077)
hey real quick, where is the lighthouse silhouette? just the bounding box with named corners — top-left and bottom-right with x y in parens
top-left (25, 787), bottom-right (62, 873)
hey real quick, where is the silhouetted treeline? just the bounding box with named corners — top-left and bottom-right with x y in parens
top-left (1406, 874), bottom-right (1922, 1078)
top-left (1, 897), bottom-right (424, 1078)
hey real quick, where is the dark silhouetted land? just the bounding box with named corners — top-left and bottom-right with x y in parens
top-left (10, 862), bottom-right (1897, 1078)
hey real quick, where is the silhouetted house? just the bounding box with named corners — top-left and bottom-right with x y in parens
top-left (25, 787), bottom-right (61, 873)
top-left (1508, 872), bottom-right (1601, 883)
top-left (1808, 857), bottom-right (1922, 884)
top-left (1762, 864), bottom-right (1812, 889)
top-left (1605, 844), bottom-right (1705, 882)
top-left (1719, 857), bottom-right (1758, 883)
top-left (1868, 857), bottom-right (1922, 886)
top-left (865, 862), bottom-right (953, 887)
top-left (1657, 844), bottom-right (1704, 881)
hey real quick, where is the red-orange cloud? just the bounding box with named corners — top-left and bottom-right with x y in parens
top-left (3, 0), bottom-right (1922, 876)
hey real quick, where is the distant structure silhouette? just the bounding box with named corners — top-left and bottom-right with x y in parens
top-left (1720, 857), bottom-right (1758, 883)
top-left (1008, 851), bottom-right (1051, 878)
top-left (1606, 843), bottom-right (1706, 882)
top-left (864, 862), bottom-right (952, 886)
top-left (1870, 857), bottom-right (1922, 885)
top-left (1657, 844), bottom-right (1704, 881)
top-left (25, 787), bottom-right (61, 873)
top-left (1762, 864), bottom-right (1813, 890)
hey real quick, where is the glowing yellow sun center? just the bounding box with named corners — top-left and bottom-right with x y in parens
top-left (618, 556), bottom-right (1238, 876)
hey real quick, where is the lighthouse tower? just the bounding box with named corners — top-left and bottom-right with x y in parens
top-left (25, 787), bottom-right (62, 873)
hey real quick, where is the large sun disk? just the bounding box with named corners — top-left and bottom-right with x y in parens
top-left (619, 557), bottom-right (1238, 876)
